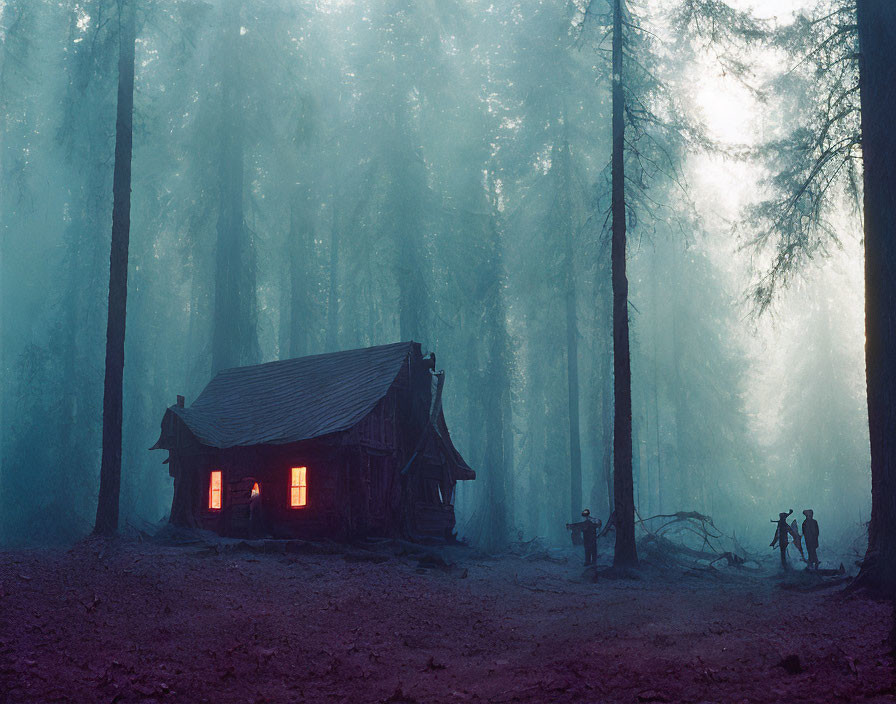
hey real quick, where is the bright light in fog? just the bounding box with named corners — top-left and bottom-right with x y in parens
top-left (695, 76), bottom-right (755, 145)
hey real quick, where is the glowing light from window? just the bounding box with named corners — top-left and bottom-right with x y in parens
top-left (251, 482), bottom-right (260, 498)
top-left (290, 467), bottom-right (307, 508)
top-left (208, 471), bottom-right (222, 510)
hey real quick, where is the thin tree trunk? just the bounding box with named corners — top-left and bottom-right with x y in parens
top-left (501, 357), bottom-right (515, 530)
top-left (566, 293), bottom-right (583, 528)
top-left (560, 147), bottom-right (583, 524)
top-left (326, 205), bottom-right (339, 353)
top-left (857, 0), bottom-right (896, 592)
top-left (651, 246), bottom-right (662, 514)
top-left (611, 0), bottom-right (637, 566)
top-left (94, 0), bottom-right (135, 536)
top-left (289, 187), bottom-right (312, 358)
top-left (670, 252), bottom-right (688, 510)
top-left (637, 410), bottom-right (646, 516)
top-left (652, 350), bottom-right (662, 512)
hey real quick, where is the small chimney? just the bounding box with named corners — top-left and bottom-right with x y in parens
top-left (176, 395), bottom-right (185, 408)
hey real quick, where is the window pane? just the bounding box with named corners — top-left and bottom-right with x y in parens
top-left (290, 467), bottom-right (307, 507)
top-left (209, 471), bottom-right (222, 510)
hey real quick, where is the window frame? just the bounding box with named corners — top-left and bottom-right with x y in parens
top-left (208, 470), bottom-right (223, 512)
top-left (289, 466), bottom-right (308, 509)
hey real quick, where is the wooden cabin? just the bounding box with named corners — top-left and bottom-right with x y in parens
top-left (151, 342), bottom-right (474, 541)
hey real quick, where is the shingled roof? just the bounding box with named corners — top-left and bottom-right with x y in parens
top-left (158, 341), bottom-right (416, 449)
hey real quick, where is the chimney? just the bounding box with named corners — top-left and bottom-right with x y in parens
top-left (176, 395), bottom-right (185, 408)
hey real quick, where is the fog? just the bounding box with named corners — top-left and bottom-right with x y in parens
top-left (0, 0), bottom-right (869, 554)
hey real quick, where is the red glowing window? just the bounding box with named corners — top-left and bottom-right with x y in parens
top-left (290, 467), bottom-right (307, 508)
top-left (208, 471), bottom-right (222, 510)
top-left (251, 482), bottom-right (260, 498)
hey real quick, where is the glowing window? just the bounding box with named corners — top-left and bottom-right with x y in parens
top-left (290, 467), bottom-right (307, 508)
top-left (208, 471), bottom-right (222, 510)
top-left (251, 482), bottom-right (260, 498)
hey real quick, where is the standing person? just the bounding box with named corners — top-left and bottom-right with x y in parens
top-left (770, 509), bottom-right (794, 568)
top-left (802, 509), bottom-right (820, 570)
top-left (567, 509), bottom-right (602, 566)
top-left (249, 482), bottom-right (264, 538)
top-left (789, 518), bottom-right (805, 561)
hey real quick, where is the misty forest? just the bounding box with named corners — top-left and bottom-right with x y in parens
top-left (2, 0), bottom-right (896, 702)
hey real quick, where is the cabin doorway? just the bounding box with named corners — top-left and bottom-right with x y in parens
top-left (248, 481), bottom-right (264, 537)
top-left (227, 476), bottom-right (263, 538)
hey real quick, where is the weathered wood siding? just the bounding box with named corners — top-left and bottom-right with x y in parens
top-left (167, 343), bottom-right (466, 541)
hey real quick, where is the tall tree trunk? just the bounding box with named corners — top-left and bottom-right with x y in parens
top-left (669, 246), bottom-right (689, 510)
top-left (94, 0), bottom-right (135, 536)
top-left (857, 0), bottom-right (896, 592)
top-left (636, 408), bottom-right (646, 515)
top-left (651, 246), bottom-right (662, 514)
top-left (611, 0), bottom-right (637, 566)
top-left (484, 206), bottom-right (513, 548)
top-left (211, 0), bottom-right (256, 374)
top-left (563, 164), bottom-right (583, 524)
top-left (390, 111), bottom-right (427, 344)
top-left (651, 351), bottom-right (662, 512)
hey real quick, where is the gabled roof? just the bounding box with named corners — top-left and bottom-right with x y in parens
top-left (157, 341), bottom-right (416, 449)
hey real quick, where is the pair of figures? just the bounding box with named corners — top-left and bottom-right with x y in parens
top-left (771, 509), bottom-right (820, 569)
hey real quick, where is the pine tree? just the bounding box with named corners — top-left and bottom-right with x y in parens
top-left (94, 0), bottom-right (136, 536)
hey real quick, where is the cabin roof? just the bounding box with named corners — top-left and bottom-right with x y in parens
top-left (160, 341), bottom-right (416, 449)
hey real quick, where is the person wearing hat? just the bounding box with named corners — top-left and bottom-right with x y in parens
top-left (802, 509), bottom-right (820, 570)
top-left (566, 509), bottom-right (602, 566)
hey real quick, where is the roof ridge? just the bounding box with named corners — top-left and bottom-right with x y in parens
top-left (161, 341), bottom-right (418, 449)
top-left (212, 340), bottom-right (416, 377)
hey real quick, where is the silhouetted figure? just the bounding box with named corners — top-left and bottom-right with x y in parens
top-left (249, 482), bottom-right (264, 538)
top-left (567, 509), bottom-right (602, 566)
top-left (802, 509), bottom-right (820, 569)
top-left (789, 519), bottom-right (804, 561)
top-left (770, 509), bottom-right (794, 568)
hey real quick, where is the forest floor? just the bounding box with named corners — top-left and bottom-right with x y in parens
top-left (0, 535), bottom-right (893, 704)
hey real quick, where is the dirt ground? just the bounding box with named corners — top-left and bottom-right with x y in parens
top-left (0, 537), bottom-right (893, 704)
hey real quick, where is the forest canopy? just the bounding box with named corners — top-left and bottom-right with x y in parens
top-left (0, 0), bottom-right (871, 552)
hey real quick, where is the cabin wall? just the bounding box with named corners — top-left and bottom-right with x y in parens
top-left (404, 431), bottom-right (459, 539)
top-left (177, 423), bottom-right (408, 540)
top-left (177, 441), bottom-right (345, 539)
top-left (392, 350), bottom-right (461, 540)
top-left (345, 389), bottom-right (403, 536)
